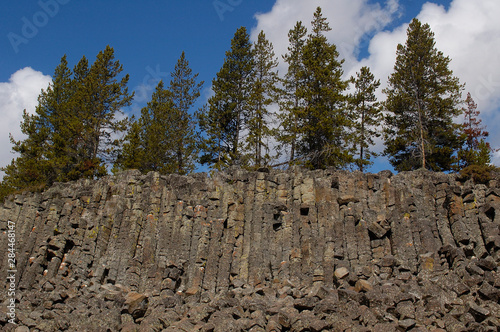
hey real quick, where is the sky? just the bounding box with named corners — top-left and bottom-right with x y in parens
top-left (1, 0), bottom-right (500, 176)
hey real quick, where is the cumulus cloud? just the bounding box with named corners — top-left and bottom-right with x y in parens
top-left (251, 0), bottom-right (399, 74)
top-left (252, 0), bottom-right (500, 167)
top-left (417, 0), bottom-right (500, 113)
top-left (0, 67), bottom-right (51, 174)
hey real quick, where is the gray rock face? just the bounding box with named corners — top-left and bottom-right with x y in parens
top-left (1, 168), bottom-right (499, 331)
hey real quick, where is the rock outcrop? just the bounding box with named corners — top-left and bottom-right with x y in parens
top-left (1, 168), bottom-right (499, 331)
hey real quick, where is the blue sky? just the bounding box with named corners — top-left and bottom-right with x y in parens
top-left (1, 1), bottom-right (272, 99)
top-left (1, 0), bottom-right (499, 174)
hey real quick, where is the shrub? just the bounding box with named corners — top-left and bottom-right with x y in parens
top-left (458, 164), bottom-right (498, 184)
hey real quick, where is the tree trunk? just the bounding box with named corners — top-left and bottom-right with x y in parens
top-left (411, 69), bottom-right (426, 169)
top-left (418, 107), bottom-right (426, 169)
top-left (360, 99), bottom-right (366, 172)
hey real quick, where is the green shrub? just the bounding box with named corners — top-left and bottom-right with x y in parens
top-left (458, 164), bottom-right (498, 184)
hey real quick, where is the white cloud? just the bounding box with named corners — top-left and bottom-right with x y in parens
top-left (494, 150), bottom-right (500, 165)
top-left (250, 0), bottom-right (399, 75)
top-left (417, 0), bottom-right (500, 114)
top-left (0, 68), bottom-right (51, 175)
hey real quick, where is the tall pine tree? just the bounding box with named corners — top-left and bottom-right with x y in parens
top-left (198, 27), bottom-right (254, 169)
top-left (115, 52), bottom-right (202, 175)
top-left (168, 51), bottom-right (204, 174)
top-left (278, 21), bottom-right (307, 164)
top-left (115, 81), bottom-right (177, 174)
top-left (66, 56), bottom-right (91, 177)
top-left (297, 7), bottom-right (350, 169)
top-left (245, 30), bottom-right (279, 168)
top-left (348, 66), bottom-right (382, 172)
top-left (383, 19), bottom-right (463, 171)
top-left (71, 45), bottom-right (133, 178)
top-left (3, 55), bottom-right (73, 189)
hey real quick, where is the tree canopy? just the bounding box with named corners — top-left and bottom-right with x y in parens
top-left (2, 10), bottom-right (496, 201)
top-left (296, 7), bottom-right (350, 169)
top-left (383, 18), bottom-right (464, 172)
top-left (198, 27), bottom-right (254, 170)
top-left (2, 46), bottom-right (132, 196)
top-left (115, 52), bottom-right (202, 175)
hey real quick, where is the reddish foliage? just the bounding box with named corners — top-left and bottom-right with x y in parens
top-left (463, 92), bottom-right (489, 151)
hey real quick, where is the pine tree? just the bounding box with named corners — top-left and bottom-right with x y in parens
top-left (115, 53), bottom-right (202, 175)
top-left (2, 109), bottom-right (51, 192)
top-left (245, 30), bottom-right (279, 168)
top-left (113, 118), bottom-right (144, 171)
top-left (198, 27), bottom-right (254, 169)
top-left (348, 66), bottom-right (382, 172)
top-left (14, 55), bottom-right (75, 185)
top-left (2, 55), bottom-right (75, 192)
top-left (1, 47), bottom-right (133, 197)
top-left (383, 18), bottom-right (464, 172)
top-left (197, 103), bottom-right (232, 168)
top-left (115, 81), bottom-right (177, 174)
top-left (73, 45), bottom-right (133, 178)
top-left (457, 92), bottom-right (493, 167)
top-left (278, 21), bottom-right (307, 164)
top-left (168, 51), bottom-right (204, 174)
top-left (297, 7), bottom-right (350, 169)
top-left (64, 56), bottom-right (90, 177)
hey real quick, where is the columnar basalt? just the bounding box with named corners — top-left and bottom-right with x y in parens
top-left (1, 168), bottom-right (499, 331)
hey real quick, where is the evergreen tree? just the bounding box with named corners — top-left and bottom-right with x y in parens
top-left (115, 53), bottom-right (202, 175)
top-left (278, 21), bottom-right (307, 164)
top-left (168, 51), bottom-right (204, 174)
top-left (383, 18), bottom-right (464, 171)
top-left (2, 109), bottom-right (51, 192)
top-left (198, 27), bottom-right (254, 169)
top-left (3, 55), bottom-right (74, 188)
top-left (197, 102), bottom-right (232, 169)
top-left (1, 46), bottom-right (133, 197)
top-left (297, 7), bottom-right (350, 169)
top-left (65, 56), bottom-right (91, 177)
top-left (73, 45), bottom-right (133, 178)
top-left (116, 81), bottom-right (177, 174)
top-left (245, 30), bottom-right (279, 168)
top-left (457, 92), bottom-right (493, 167)
top-left (114, 118), bottom-right (144, 171)
top-left (348, 66), bottom-right (382, 172)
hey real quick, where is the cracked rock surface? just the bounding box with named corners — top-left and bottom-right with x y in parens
top-left (1, 168), bottom-right (499, 331)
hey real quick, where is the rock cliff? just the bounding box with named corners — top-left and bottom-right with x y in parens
top-left (1, 168), bottom-right (499, 331)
